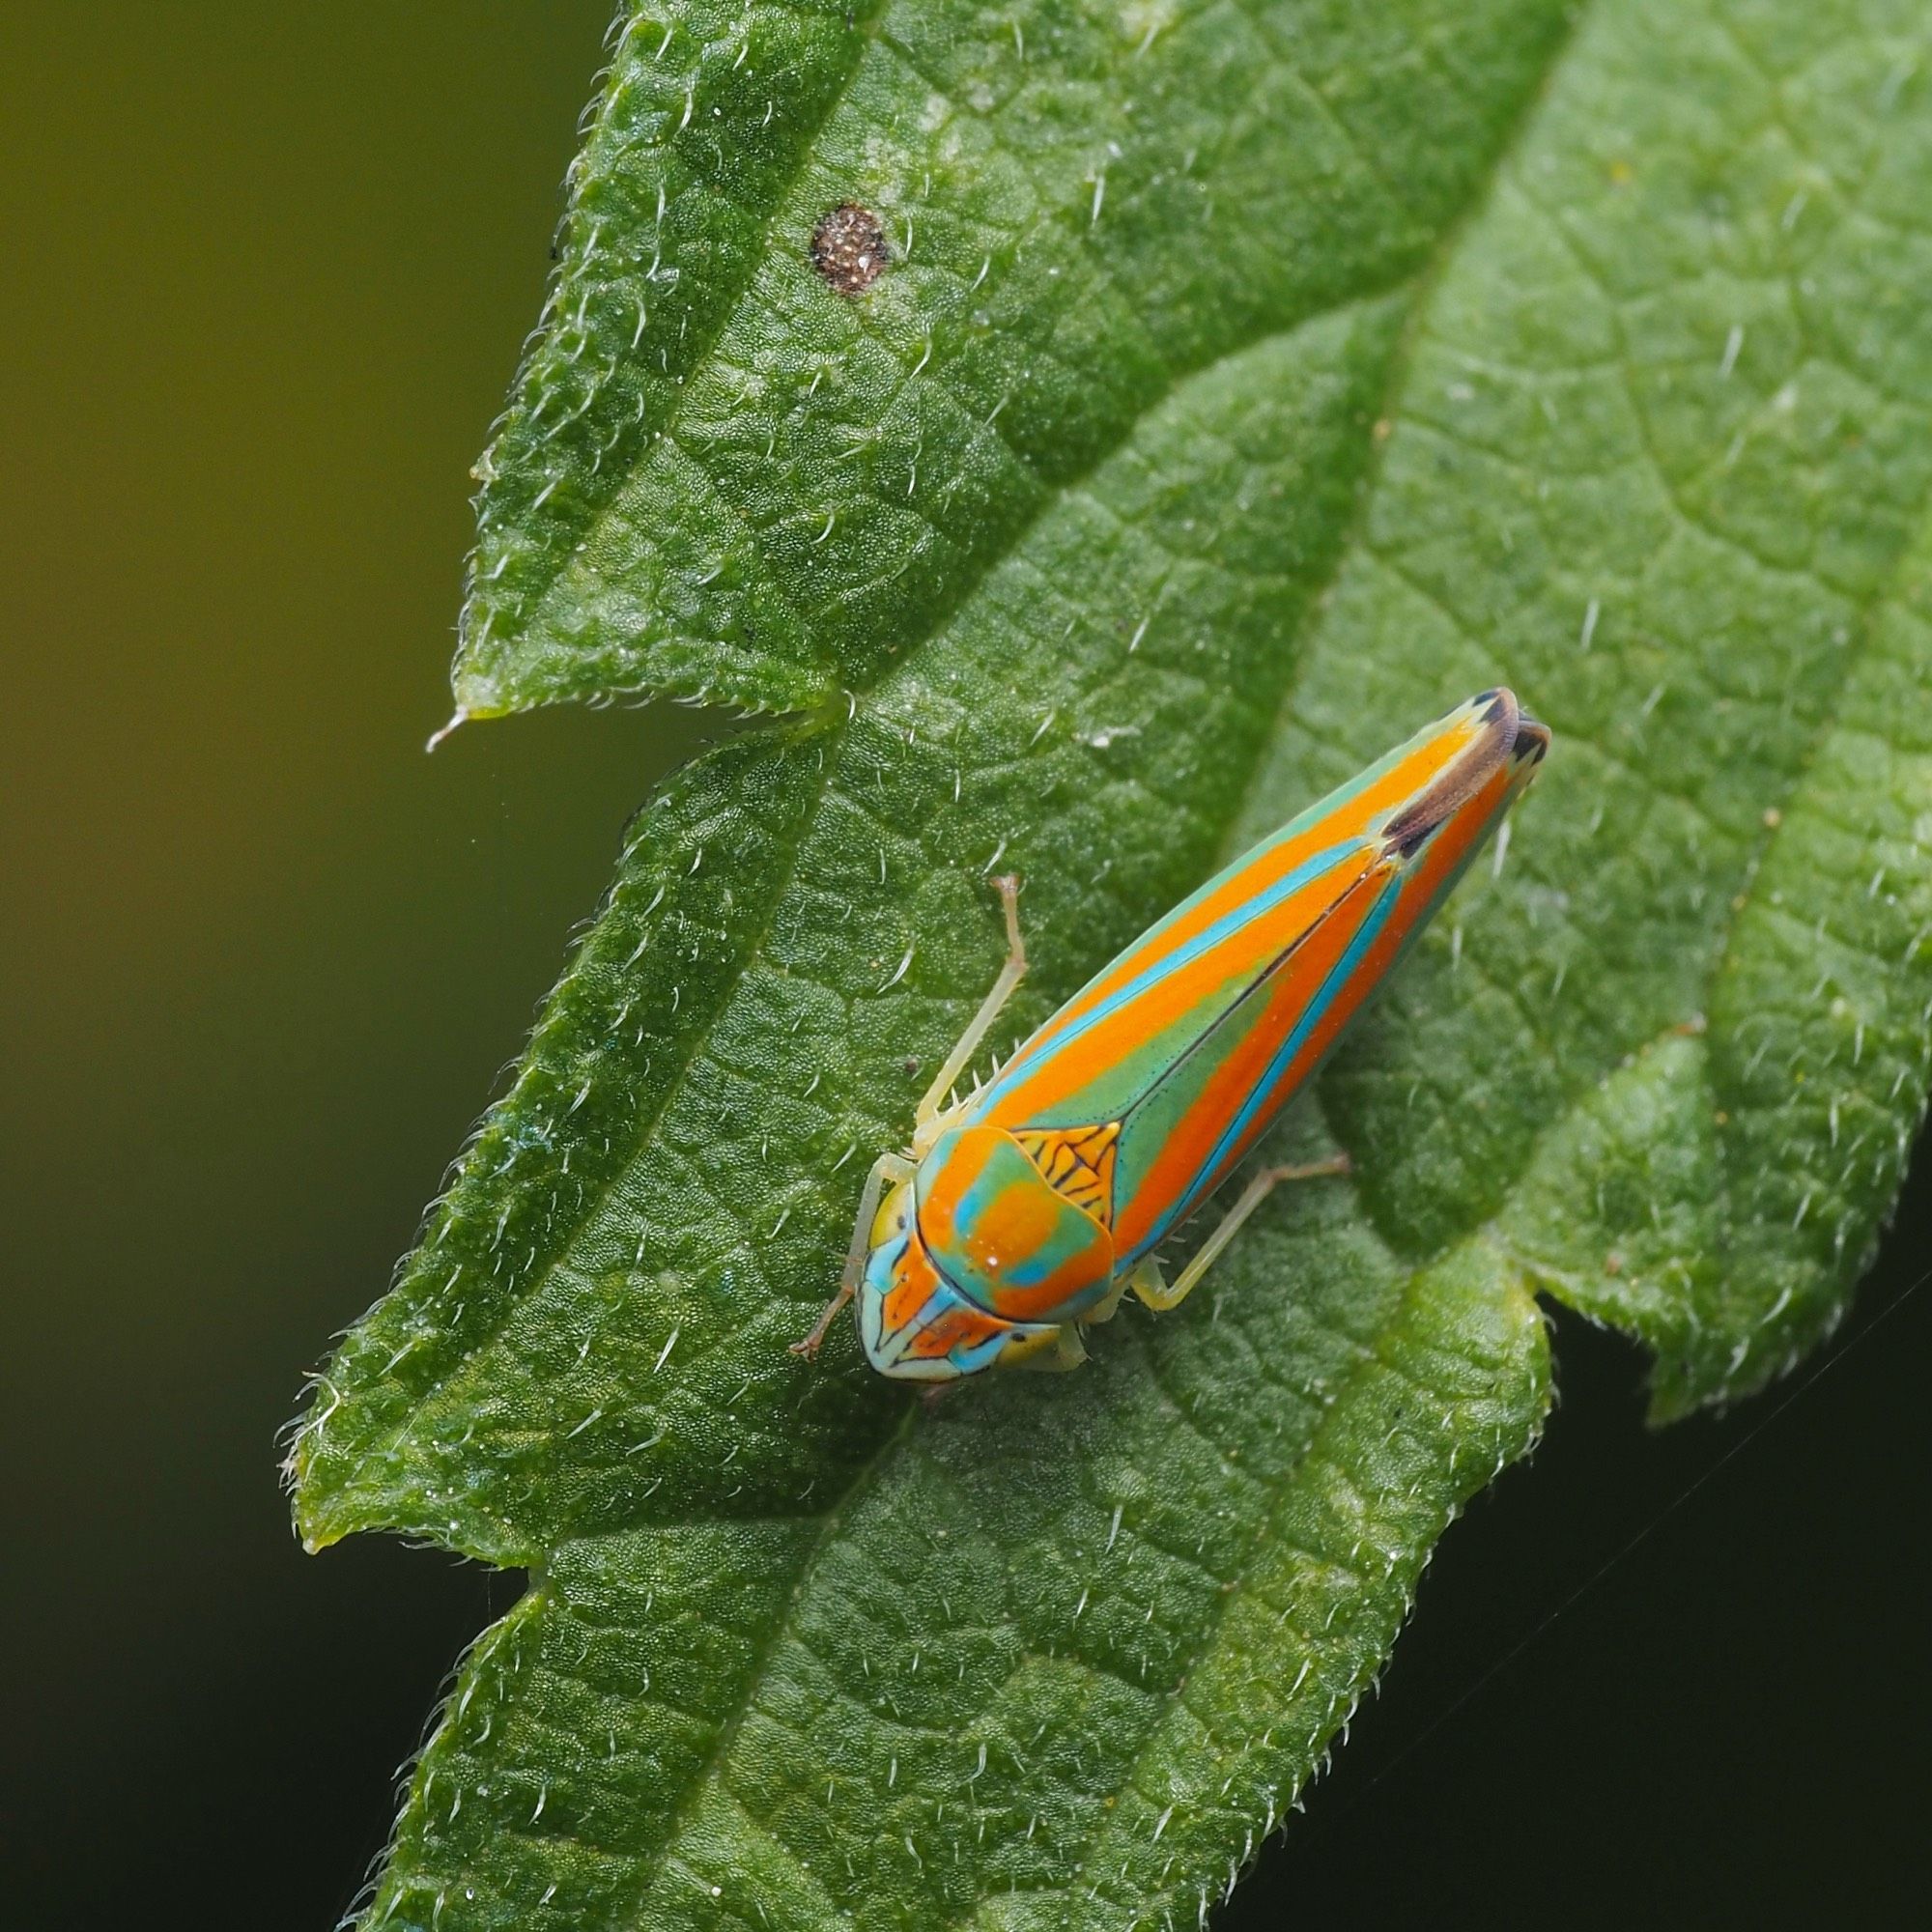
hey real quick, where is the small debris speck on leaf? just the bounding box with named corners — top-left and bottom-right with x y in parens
top-left (811, 203), bottom-right (889, 294)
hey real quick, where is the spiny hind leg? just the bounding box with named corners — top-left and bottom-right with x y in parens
top-left (914, 873), bottom-right (1027, 1134)
top-left (1127, 1154), bottom-right (1352, 1314)
top-left (790, 1150), bottom-right (915, 1359)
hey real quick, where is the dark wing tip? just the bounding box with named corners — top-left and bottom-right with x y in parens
top-left (1511, 710), bottom-right (1551, 765)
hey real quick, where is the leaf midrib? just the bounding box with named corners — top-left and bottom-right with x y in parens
top-left (611, 1398), bottom-right (923, 1915)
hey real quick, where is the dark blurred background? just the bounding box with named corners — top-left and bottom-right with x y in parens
top-left (3, 9), bottom-right (1926, 1929)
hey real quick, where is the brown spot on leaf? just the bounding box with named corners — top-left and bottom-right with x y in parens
top-left (811, 203), bottom-right (889, 295)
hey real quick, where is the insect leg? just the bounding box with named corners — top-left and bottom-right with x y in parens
top-left (914, 873), bottom-right (1027, 1131)
top-left (1004, 1323), bottom-right (1089, 1373)
top-left (790, 1150), bottom-right (916, 1358)
top-left (1081, 1273), bottom-right (1130, 1329)
top-left (1127, 1153), bottom-right (1352, 1312)
top-left (1122, 1256), bottom-right (1176, 1310)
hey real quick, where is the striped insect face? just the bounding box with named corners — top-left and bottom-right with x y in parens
top-left (835, 690), bottom-right (1549, 1382)
top-left (856, 1169), bottom-right (1087, 1379)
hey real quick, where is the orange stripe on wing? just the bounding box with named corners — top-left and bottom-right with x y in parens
top-left (1155, 756), bottom-right (1520, 1226)
top-left (1017, 709), bottom-right (1494, 1051)
top-left (1109, 857), bottom-right (1394, 1256)
top-left (979, 845), bottom-right (1383, 1129)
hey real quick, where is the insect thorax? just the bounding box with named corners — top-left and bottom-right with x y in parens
top-left (1009, 1122), bottom-right (1121, 1227)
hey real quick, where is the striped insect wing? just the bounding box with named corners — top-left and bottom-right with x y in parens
top-left (966, 690), bottom-right (1546, 1262)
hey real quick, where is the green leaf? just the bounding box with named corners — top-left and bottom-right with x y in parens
top-left (451, 0), bottom-right (1572, 719)
top-left (296, 1), bottom-right (1932, 1926)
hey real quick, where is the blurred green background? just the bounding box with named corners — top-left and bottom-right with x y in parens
top-left (0, 2), bottom-right (707, 1915)
top-left (4, 8), bottom-right (1927, 1928)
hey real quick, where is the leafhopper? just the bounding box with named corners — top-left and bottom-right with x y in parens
top-left (795, 691), bottom-right (1549, 1379)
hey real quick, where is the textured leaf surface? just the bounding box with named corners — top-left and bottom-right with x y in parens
top-left (297, 1), bottom-right (1932, 1926)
